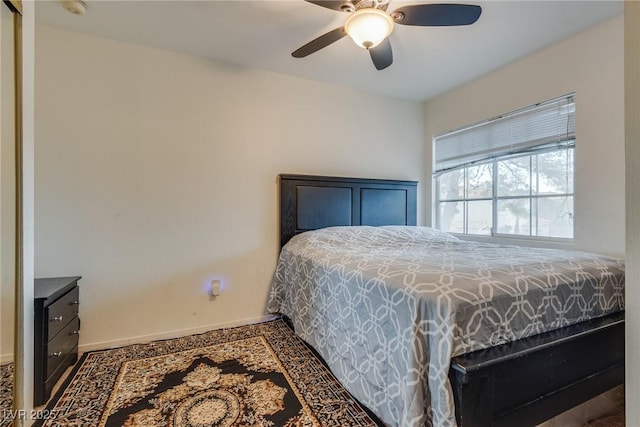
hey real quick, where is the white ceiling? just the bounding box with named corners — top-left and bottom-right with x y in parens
top-left (35, 0), bottom-right (623, 101)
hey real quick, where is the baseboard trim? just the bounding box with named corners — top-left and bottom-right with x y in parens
top-left (1, 354), bottom-right (13, 364)
top-left (78, 314), bottom-right (280, 354)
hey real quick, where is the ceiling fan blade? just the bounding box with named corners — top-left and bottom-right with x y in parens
top-left (292, 27), bottom-right (347, 58)
top-left (304, 0), bottom-right (355, 12)
top-left (392, 4), bottom-right (481, 26)
top-left (369, 38), bottom-right (393, 70)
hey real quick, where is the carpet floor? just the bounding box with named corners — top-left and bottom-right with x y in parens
top-left (0, 363), bottom-right (12, 427)
top-left (33, 319), bottom-right (383, 427)
top-left (584, 412), bottom-right (625, 427)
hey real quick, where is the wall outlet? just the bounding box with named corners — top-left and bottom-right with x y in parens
top-left (210, 279), bottom-right (221, 297)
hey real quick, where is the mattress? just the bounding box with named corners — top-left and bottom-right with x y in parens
top-left (267, 226), bottom-right (625, 427)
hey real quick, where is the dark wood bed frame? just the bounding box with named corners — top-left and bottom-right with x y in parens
top-left (278, 173), bottom-right (625, 427)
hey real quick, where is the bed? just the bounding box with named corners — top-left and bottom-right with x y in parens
top-left (267, 174), bottom-right (625, 427)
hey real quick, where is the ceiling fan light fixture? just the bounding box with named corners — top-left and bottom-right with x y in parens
top-left (344, 8), bottom-right (394, 49)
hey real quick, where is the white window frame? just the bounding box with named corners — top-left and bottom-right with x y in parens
top-left (433, 94), bottom-right (575, 241)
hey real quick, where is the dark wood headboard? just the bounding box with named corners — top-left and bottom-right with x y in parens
top-left (279, 174), bottom-right (418, 247)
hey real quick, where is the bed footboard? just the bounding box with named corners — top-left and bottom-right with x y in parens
top-left (449, 312), bottom-right (625, 427)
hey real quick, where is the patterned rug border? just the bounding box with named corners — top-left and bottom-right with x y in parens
top-left (35, 318), bottom-right (385, 427)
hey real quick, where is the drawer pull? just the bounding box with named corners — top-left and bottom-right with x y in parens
top-left (50, 352), bottom-right (63, 357)
top-left (51, 315), bottom-right (64, 322)
top-left (71, 301), bottom-right (80, 305)
top-left (71, 330), bottom-right (79, 335)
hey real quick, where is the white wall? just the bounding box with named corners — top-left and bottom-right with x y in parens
top-left (34, 25), bottom-right (424, 350)
top-left (424, 16), bottom-right (624, 257)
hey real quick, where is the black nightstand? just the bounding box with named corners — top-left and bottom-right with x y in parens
top-left (34, 276), bottom-right (81, 406)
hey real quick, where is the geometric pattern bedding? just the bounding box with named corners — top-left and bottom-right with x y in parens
top-left (267, 226), bottom-right (625, 427)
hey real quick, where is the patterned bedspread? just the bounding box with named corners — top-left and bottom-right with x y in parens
top-left (266, 226), bottom-right (625, 427)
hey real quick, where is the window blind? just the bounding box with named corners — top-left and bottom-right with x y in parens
top-left (434, 94), bottom-right (575, 173)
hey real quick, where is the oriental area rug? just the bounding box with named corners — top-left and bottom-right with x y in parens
top-left (33, 319), bottom-right (383, 427)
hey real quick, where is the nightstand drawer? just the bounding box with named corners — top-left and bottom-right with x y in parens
top-left (44, 316), bottom-right (80, 380)
top-left (35, 276), bottom-right (81, 406)
top-left (46, 285), bottom-right (79, 339)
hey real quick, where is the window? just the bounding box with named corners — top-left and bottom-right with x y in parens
top-left (434, 95), bottom-right (575, 239)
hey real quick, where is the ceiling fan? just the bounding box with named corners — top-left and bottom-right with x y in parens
top-left (292, 0), bottom-right (482, 70)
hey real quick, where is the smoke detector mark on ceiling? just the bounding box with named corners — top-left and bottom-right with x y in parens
top-left (61, 0), bottom-right (87, 16)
